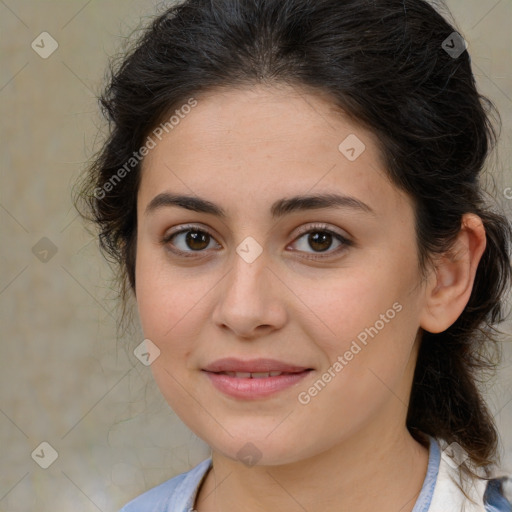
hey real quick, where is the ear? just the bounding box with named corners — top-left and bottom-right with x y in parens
top-left (419, 213), bottom-right (486, 334)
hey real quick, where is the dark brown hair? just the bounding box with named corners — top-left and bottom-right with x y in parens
top-left (74, 0), bottom-right (512, 476)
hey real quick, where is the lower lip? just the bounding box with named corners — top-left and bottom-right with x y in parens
top-left (203, 370), bottom-right (312, 399)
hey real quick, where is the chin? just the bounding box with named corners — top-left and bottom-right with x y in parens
top-left (205, 432), bottom-right (310, 467)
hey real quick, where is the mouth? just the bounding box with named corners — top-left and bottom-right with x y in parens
top-left (202, 357), bottom-right (312, 374)
top-left (211, 370), bottom-right (305, 378)
top-left (201, 359), bottom-right (314, 399)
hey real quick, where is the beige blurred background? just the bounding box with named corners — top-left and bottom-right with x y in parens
top-left (1, 1), bottom-right (511, 510)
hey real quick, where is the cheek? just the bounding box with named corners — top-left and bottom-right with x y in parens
top-left (301, 262), bottom-right (414, 354)
top-left (299, 256), bottom-right (422, 401)
top-left (134, 248), bottom-right (200, 411)
top-left (135, 242), bottom-right (195, 337)
top-left (295, 300), bottom-right (419, 438)
top-left (134, 242), bottom-right (215, 384)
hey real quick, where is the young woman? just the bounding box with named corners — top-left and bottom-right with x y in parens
top-left (75, 0), bottom-right (512, 510)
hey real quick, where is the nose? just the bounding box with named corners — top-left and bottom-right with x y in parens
top-left (211, 247), bottom-right (287, 340)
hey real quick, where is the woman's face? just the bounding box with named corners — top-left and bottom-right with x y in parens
top-left (135, 85), bottom-right (431, 465)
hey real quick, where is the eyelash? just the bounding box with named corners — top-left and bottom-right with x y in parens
top-left (160, 223), bottom-right (353, 260)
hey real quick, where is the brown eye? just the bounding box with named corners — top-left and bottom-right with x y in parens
top-left (183, 230), bottom-right (211, 251)
top-left (162, 227), bottom-right (221, 255)
top-left (290, 226), bottom-right (352, 259)
top-left (307, 231), bottom-right (335, 252)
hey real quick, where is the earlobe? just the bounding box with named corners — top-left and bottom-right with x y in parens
top-left (419, 213), bottom-right (487, 334)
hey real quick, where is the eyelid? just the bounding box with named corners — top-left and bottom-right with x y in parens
top-left (163, 222), bottom-right (215, 238)
top-left (291, 222), bottom-right (351, 241)
top-left (162, 222), bottom-right (223, 245)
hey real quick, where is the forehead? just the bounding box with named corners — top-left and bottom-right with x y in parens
top-left (138, 85), bottom-right (409, 219)
top-left (150, 85), bottom-right (379, 157)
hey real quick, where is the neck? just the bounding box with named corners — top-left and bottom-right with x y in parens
top-left (194, 423), bottom-right (430, 512)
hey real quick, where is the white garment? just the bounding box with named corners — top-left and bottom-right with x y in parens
top-left (429, 440), bottom-right (491, 512)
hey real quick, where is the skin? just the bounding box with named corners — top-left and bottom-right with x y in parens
top-left (134, 84), bottom-right (486, 512)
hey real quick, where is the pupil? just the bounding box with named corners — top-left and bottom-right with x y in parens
top-left (309, 232), bottom-right (332, 252)
top-left (187, 231), bottom-right (209, 250)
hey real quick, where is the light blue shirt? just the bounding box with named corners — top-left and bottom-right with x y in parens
top-left (120, 437), bottom-right (511, 511)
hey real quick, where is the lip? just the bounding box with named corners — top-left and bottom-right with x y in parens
top-left (203, 370), bottom-right (312, 399)
top-left (202, 358), bottom-right (310, 373)
top-left (202, 358), bottom-right (313, 400)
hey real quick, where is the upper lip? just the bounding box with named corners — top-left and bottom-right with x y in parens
top-left (202, 358), bottom-right (311, 373)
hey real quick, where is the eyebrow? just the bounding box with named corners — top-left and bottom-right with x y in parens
top-left (144, 192), bottom-right (375, 219)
